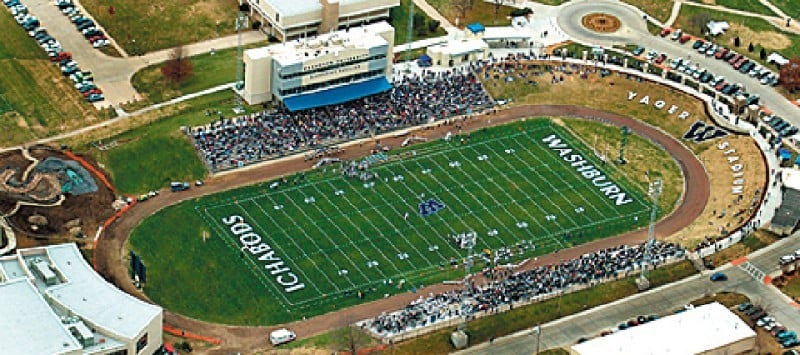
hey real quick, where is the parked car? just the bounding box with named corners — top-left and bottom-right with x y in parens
top-left (782, 338), bottom-right (800, 348)
top-left (670, 58), bottom-right (682, 69)
top-left (679, 34), bottom-right (691, 43)
top-left (86, 93), bottom-right (104, 103)
top-left (671, 28), bottom-right (683, 40)
top-left (660, 28), bottom-right (672, 37)
top-left (710, 272), bottom-right (728, 281)
top-left (692, 40), bottom-right (704, 49)
top-left (655, 54), bottom-right (667, 64)
top-left (728, 53), bottom-right (742, 64)
top-left (632, 46), bottom-right (645, 56)
top-left (738, 302), bottom-right (753, 311)
top-left (715, 47), bottom-right (728, 59)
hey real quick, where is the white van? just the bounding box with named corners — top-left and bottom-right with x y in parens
top-left (269, 328), bottom-right (296, 346)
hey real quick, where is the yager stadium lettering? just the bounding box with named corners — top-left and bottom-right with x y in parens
top-left (221, 215), bottom-right (306, 293)
top-left (541, 134), bottom-right (634, 206)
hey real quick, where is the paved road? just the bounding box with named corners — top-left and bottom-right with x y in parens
top-left (457, 234), bottom-right (800, 355)
top-left (556, 0), bottom-right (800, 128)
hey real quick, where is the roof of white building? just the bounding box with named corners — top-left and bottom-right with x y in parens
top-left (44, 243), bottom-right (161, 340)
top-left (571, 302), bottom-right (755, 355)
top-left (245, 21), bottom-right (392, 66)
top-left (267, 0), bottom-right (323, 17)
top-left (0, 279), bottom-right (82, 355)
top-left (0, 243), bottom-right (162, 354)
top-left (428, 38), bottom-right (489, 56)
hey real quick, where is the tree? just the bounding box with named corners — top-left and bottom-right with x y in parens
top-left (494, 0), bottom-right (506, 24)
top-left (451, 0), bottom-right (474, 24)
top-left (689, 12), bottom-right (711, 35)
top-left (760, 47), bottom-right (767, 60)
top-left (748, 42), bottom-right (754, 52)
top-left (780, 58), bottom-right (800, 93)
top-left (332, 319), bottom-right (372, 354)
top-left (161, 46), bottom-right (193, 85)
top-left (734, 36), bottom-right (740, 47)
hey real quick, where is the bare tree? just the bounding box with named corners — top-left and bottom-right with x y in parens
top-left (494, 0), bottom-right (506, 24)
top-left (451, 0), bottom-right (474, 24)
top-left (689, 12), bottom-right (711, 35)
top-left (332, 317), bottom-right (373, 354)
top-left (161, 46), bottom-right (194, 85)
top-left (780, 58), bottom-right (800, 93)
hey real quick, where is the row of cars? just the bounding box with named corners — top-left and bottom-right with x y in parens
top-left (738, 302), bottom-right (800, 349)
top-left (54, 0), bottom-right (109, 48)
top-left (3, 0), bottom-right (103, 102)
top-left (661, 27), bottom-right (780, 87)
top-left (632, 44), bottom-right (760, 101)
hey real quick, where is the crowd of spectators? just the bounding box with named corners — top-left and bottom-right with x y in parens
top-left (188, 69), bottom-right (493, 171)
top-left (362, 240), bottom-right (686, 337)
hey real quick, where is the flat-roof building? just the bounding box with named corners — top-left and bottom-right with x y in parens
top-left (570, 302), bottom-right (756, 355)
top-left (242, 0), bottom-right (398, 41)
top-left (0, 243), bottom-right (162, 355)
top-left (241, 21), bottom-right (394, 110)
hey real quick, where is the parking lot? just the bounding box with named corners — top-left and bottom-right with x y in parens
top-left (16, 0), bottom-right (137, 107)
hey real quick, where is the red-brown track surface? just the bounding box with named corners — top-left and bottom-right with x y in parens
top-left (94, 105), bottom-right (709, 353)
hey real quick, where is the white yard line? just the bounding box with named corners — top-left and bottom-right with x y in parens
top-left (456, 147), bottom-right (558, 246)
top-left (342, 177), bottom-right (438, 268)
top-left (277, 193), bottom-right (369, 287)
top-left (309, 183), bottom-right (397, 280)
top-left (249, 198), bottom-right (345, 292)
top-left (197, 206), bottom-right (294, 309)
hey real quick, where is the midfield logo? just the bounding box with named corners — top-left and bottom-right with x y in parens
top-left (682, 121), bottom-right (729, 143)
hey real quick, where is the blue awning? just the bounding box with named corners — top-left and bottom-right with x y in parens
top-left (283, 77), bottom-right (392, 112)
top-left (466, 23), bottom-right (485, 34)
top-left (779, 148), bottom-right (792, 160)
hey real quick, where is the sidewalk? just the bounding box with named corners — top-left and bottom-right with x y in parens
top-left (411, 0), bottom-right (457, 33)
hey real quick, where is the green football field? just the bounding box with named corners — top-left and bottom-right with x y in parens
top-left (130, 118), bottom-right (652, 325)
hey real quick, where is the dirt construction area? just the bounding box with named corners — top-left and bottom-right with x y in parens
top-left (0, 145), bottom-right (115, 249)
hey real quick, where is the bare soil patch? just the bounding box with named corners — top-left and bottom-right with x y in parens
top-left (0, 146), bottom-right (116, 245)
top-left (582, 13), bottom-right (622, 33)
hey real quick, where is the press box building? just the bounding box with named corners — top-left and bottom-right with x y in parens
top-left (0, 243), bottom-right (162, 355)
top-left (242, 0), bottom-right (399, 41)
top-left (241, 21), bottom-right (395, 110)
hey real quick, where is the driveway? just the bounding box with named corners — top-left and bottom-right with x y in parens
top-left (457, 234), bottom-right (800, 354)
top-left (556, 0), bottom-right (800, 128)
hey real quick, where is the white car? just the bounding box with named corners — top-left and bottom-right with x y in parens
top-left (781, 255), bottom-right (796, 264)
top-left (269, 328), bottom-right (296, 346)
top-left (671, 29), bottom-right (682, 41)
top-left (795, 248), bottom-right (800, 257)
top-left (757, 316), bottom-right (775, 327)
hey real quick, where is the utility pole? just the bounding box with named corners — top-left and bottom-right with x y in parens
top-left (637, 177), bottom-right (662, 290)
top-left (617, 126), bottom-right (630, 164)
top-left (234, 11), bottom-right (248, 113)
top-left (404, 1), bottom-right (414, 73)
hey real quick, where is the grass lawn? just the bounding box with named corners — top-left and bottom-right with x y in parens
top-left (430, 0), bottom-right (514, 27)
top-left (708, 230), bottom-right (779, 266)
top-left (769, 0), bottom-right (800, 19)
top-left (674, 5), bottom-right (800, 67)
top-left (130, 41), bottom-right (266, 109)
top-left (89, 91), bottom-right (260, 194)
top-left (0, 8), bottom-right (105, 146)
top-left (391, 0), bottom-right (447, 45)
top-left (389, 260), bottom-right (697, 354)
top-left (80, 0), bottom-right (239, 54)
top-left (561, 118), bottom-right (682, 218)
top-left (783, 277), bottom-right (800, 301)
top-left (131, 118), bottom-right (656, 325)
top-left (687, 0), bottom-right (776, 16)
top-left (530, 0), bottom-right (569, 5)
top-left (622, 0), bottom-right (673, 23)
